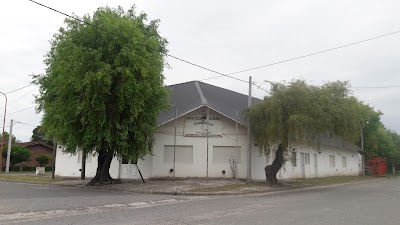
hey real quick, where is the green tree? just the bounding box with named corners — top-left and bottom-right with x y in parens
top-left (0, 132), bottom-right (18, 145)
top-left (33, 6), bottom-right (169, 185)
top-left (2, 145), bottom-right (32, 167)
top-left (31, 126), bottom-right (54, 146)
top-left (247, 80), bottom-right (376, 183)
top-left (36, 154), bottom-right (51, 167)
top-left (387, 130), bottom-right (400, 170)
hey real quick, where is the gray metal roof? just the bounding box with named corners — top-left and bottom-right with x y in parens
top-left (157, 81), bottom-right (261, 126)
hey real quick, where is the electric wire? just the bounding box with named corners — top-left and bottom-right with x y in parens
top-left (15, 121), bottom-right (37, 127)
top-left (26, 1), bottom-right (400, 93)
top-left (27, 0), bottom-right (269, 92)
top-left (201, 29), bottom-right (400, 81)
top-left (5, 84), bottom-right (34, 94)
top-left (0, 106), bottom-right (36, 117)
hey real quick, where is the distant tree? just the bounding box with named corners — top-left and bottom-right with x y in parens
top-left (36, 154), bottom-right (51, 167)
top-left (2, 145), bottom-right (32, 167)
top-left (31, 126), bottom-right (54, 146)
top-left (363, 115), bottom-right (400, 169)
top-left (33, 6), bottom-right (169, 185)
top-left (246, 80), bottom-right (376, 184)
top-left (0, 132), bottom-right (18, 145)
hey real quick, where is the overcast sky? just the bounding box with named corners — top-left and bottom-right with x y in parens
top-left (1, 0), bottom-right (400, 142)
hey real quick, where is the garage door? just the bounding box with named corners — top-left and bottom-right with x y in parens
top-left (164, 145), bottom-right (193, 164)
top-left (213, 146), bottom-right (241, 164)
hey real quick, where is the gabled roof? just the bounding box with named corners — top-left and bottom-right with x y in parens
top-left (17, 141), bottom-right (54, 150)
top-left (157, 81), bottom-right (261, 126)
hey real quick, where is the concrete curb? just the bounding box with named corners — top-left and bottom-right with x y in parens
top-left (48, 177), bottom-right (385, 196)
top-left (1, 177), bottom-right (386, 196)
top-left (244, 178), bottom-right (385, 197)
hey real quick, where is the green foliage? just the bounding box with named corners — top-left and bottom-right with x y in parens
top-left (31, 126), bottom-right (54, 146)
top-left (33, 6), bottom-right (169, 164)
top-left (7, 166), bottom-right (53, 172)
top-left (247, 79), bottom-right (376, 158)
top-left (36, 154), bottom-right (51, 167)
top-left (363, 120), bottom-right (400, 166)
top-left (0, 132), bottom-right (18, 145)
top-left (1, 145), bottom-right (32, 167)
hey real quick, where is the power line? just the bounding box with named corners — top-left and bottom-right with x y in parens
top-left (27, 1), bottom-right (269, 91)
top-left (15, 121), bottom-right (37, 127)
top-left (0, 106), bottom-right (36, 117)
top-left (5, 84), bottom-right (34, 94)
top-left (351, 85), bottom-right (400, 89)
top-left (202, 29), bottom-right (400, 81)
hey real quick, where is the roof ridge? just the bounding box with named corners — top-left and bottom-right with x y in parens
top-left (194, 81), bottom-right (207, 105)
top-left (197, 81), bottom-right (262, 101)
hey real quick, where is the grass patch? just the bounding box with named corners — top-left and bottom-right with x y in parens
top-left (385, 172), bottom-right (400, 178)
top-left (0, 175), bottom-right (64, 183)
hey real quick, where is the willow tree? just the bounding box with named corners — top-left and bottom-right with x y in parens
top-left (33, 6), bottom-right (169, 185)
top-left (247, 80), bottom-right (374, 183)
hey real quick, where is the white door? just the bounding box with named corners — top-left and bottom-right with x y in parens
top-left (313, 154), bottom-right (318, 178)
top-left (300, 153), bottom-right (305, 178)
top-left (120, 160), bottom-right (138, 179)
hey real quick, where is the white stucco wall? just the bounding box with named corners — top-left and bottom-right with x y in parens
top-left (55, 108), bottom-right (362, 180)
top-left (251, 144), bottom-right (362, 181)
top-left (152, 109), bottom-right (249, 179)
top-left (55, 145), bottom-right (119, 178)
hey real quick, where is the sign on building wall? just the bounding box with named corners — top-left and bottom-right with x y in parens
top-left (184, 113), bottom-right (223, 137)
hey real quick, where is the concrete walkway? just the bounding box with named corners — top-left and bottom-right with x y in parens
top-left (50, 177), bottom-right (321, 195)
top-left (1, 172), bottom-right (385, 195)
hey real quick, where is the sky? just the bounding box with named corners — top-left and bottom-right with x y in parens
top-left (1, 0), bottom-right (400, 142)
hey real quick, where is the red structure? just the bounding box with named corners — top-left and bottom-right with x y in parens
top-left (367, 157), bottom-right (387, 177)
top-left (16, 142), bottom-right (54, 167)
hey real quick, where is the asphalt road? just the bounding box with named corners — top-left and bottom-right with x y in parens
top-left (0, 177), bottom-right (399, 225)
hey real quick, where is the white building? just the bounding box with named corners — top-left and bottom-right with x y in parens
top-left (55, 81), bottom-right (362, 180)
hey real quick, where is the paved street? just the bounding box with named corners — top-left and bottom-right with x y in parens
top-left (1, 177), bottom-right (399, 225)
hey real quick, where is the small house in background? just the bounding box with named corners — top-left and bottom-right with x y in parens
top-left (16, 142), bottom-right (53, 168)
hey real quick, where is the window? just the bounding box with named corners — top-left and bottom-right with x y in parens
top-left (164, 145), bottom-right (193, 164)
top-left (342, 156), bottom-right (347, 168)
top-left (291, 152), bottom-right (297, 167)
top-left (329, 155), bottom-right (336, 168)
top-left (213, 146), bottom-right (241, 164)
top-left (305, 153), bottom-right (310, 165)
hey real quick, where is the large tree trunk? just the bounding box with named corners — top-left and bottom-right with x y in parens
top-left (87, 150), bottom-right (117, 186)
top-left (265, 144), bottom-right (284, 184)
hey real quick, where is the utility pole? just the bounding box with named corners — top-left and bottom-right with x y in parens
top-left (81, 151), bottom-right (86, 180)
top-left (361, 126), bottom-right (365, 176)
top-left (52, 138), bottom-right (56, 179)
top-left (206, 106), bottom-right (210, 182)
top-left (235, 110), bottom-right (239, 181)
top-left (5, 119), bottom-right (13, 173)
top-left (247, 76), bottom-right (252, 181)
top-left (173, 107), bottom-right (177, 182)
top-left (0, 91), bottom-right (8, 172)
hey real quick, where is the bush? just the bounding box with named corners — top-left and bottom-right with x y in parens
top-left (1, 167), bottom-right (54, 172)
top-left (36, 154), bottom-right (51, 167)
top-left (2, 145), bottom-right (32, 167)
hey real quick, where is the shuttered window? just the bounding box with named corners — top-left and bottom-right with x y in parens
top-left (291, 152), bottom-right (297, 167)
top-left (164, 145), bottom-right (193, 164)
top-left (305, 153), bottom-right (310, 165)
top-left (329, 155), bottom-right (336, 168)
top-left (342, 156), bottom-right (347, 168)
top-left (213, 146), bottom-right (241, 164)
